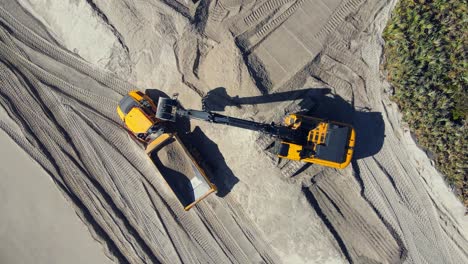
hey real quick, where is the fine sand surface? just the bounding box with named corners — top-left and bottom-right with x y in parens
top-left (150, 136), bottom-right (213, 207)
top-left (154, 139), bottom-right (194, 179)
top-left (0, 130), bottom-right (114, 264)
top-left (0, 0), bottom-right (467, 263)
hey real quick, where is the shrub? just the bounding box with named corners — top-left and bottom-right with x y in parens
top-left (383, 0), bottom-right (467, 207)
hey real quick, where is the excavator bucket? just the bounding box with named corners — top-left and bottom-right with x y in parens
top-left (156, 97), bottom-right (178, 122)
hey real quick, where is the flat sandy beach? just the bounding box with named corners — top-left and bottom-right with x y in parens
top-left (0, 130), bottom-right (113, 264)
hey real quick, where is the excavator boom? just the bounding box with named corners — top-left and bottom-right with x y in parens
top-left (155, 97), bottom-right (355, 169)
top-left (175, 108), bottom-right (297, 141)
top-left (118, 90), bottom-right (354, 212)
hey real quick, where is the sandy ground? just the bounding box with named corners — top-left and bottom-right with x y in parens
top-left (0, 130), bottom-right (114, 264)
top-left (0, 0), bottom-right (467, 263)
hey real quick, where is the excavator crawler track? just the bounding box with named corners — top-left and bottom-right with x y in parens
top-left (254, 97), bottom-right (315, 178)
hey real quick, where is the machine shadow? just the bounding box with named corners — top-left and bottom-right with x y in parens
top-left (202, 87), bottom-right (332, 111)
top-left (302, 93), bottom-right (385, 160)
top-left (146, 89), bottom-right (192, 132)
top-left (145, 89), bottom-right (170, 100)
top-left (202, 87), bottom-right (385, 160)
top-left (146, 88), bottom-right (238, 197)
top-left (145, 87), bottom-right (384, 197)
top-left (184, 127), bottom-right (239, 198)
top-left (149, 139), bottom-right (195, 206)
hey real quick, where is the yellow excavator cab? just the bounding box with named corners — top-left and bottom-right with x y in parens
top-left (117, 90), bottom-right (159, 136)
top-left (128, 90), bottom-right (145, 102)
top-left (277, 114), bottom-right (355, 169)
top-left (124, 108), bottom-right (154, 134)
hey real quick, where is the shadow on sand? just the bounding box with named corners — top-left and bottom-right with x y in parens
top-left (184, 127), bottom-right (239, 198)
top-left (145, 87), bottom-right (385, 197)
top-left (201, 86), bottom-right (329, 112)
top-left (202, 87), bottom-right (385, 160)
top-left (146, 89), bottom-right (238, 198)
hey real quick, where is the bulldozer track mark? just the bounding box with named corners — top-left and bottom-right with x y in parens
top-left (85, 0), bottom-right (130, 54)
top-left (208, 2), bottom-right (229, 23)
top-left (313, 0), bottom-right (366, 43)
top-left (255, 0), bottom-right (304, 39)
top-left (244, 0), bottom-right (294, 27)
top-left (312, 173), bottom-right (402, 263)
top-left (196, 203), bottom-right (254, 264)
top-left (0, 38), bottom-right (119, 115)
top-left (0, 6), bottom-right (283, 264)
top-left (159, 0), bottom-right (192, 20)
top-left (234, 0), bottom-right (304, 52)
top-left (324, 44), bottom-right (368, 80)
top-left (0, 6), bottom-right (132, 95)
top-left (280, 160), bottom-right (305, 178)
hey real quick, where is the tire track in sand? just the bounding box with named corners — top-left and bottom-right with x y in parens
top-left (0, 5), bottom-right (281, 264)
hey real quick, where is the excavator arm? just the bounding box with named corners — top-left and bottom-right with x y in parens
top-left (155, 96), bottom-right (355, 169)
top-left (156, 98), bottom-right (296, 141)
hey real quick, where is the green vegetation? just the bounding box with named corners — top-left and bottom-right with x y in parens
top-left (383, 0), bottom-right (467, 207)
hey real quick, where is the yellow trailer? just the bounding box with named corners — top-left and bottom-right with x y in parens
top-left (146, 132), bottom-right (216, 210)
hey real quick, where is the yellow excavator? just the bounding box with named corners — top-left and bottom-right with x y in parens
top-left (117, 90), bottom-right (355, 209)
top-left (155, 97), bottom-right (356, 169)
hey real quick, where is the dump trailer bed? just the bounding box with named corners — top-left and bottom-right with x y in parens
top-left (146, 133), bottom-right (216, 210)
